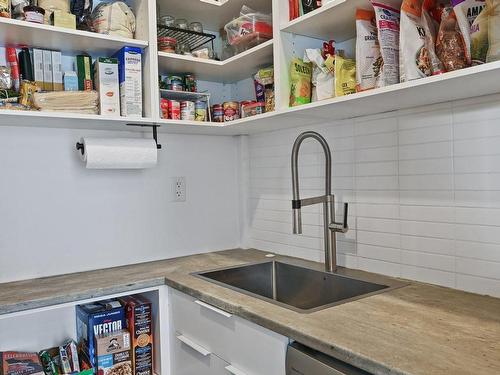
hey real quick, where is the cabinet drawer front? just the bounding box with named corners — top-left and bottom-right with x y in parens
top-left (171, 331), bottom-right (221, 375)
top-left (170, 288), bottom-right (288, 375)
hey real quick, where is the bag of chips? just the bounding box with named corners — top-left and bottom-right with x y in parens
top-left (289, 58), bottom-right (312, 106)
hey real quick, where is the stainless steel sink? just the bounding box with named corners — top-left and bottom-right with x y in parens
top-left (194, 261), bottom-right (406, 313)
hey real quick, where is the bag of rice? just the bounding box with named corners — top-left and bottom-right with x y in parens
top-left (355, 8), bottom-right (382, 91)
top-left (371, 0), bottom-right (401, 87)
top-left (436, 7), bottom-right (469, 71)
top-left (400, 0), bottom-right (435, 81)
top-left (486, 0), bottom-right (500, 62)
top-left (289, 58), bottom-right (312, 106)
top-left (452, 0), bottom-right (486, 63)
top-left (335, 54), bottom-right (356, 97)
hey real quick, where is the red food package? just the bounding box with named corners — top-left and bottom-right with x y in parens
top-left (0, 352), bottom-right (44, 375)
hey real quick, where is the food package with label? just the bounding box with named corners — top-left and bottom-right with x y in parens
top-left (486, 0), bottom-right (500, 62)
top-left (452, 0), bottom-right (486, 63)
top-left (119, 295), bottom-right (154, 375)
top-left (95, 330), bottom-right (132, 375)
top-left (91, 1), bottom-right (136, 38)
top-left (94, 57), bottom-right (120, 116)
top-left (335, 53), bottom-right (357, 97)
top-left (38, 0), bottom-right (70, 24)
top-left (436, 7), bottom-right (469, 71)
top-left (113, 46), bottom-right (142, 117)
top-left (289, 58), bottom-right (312, 106)
top-left (356, 9), bottom-right (382, 91)
top-left (304, 48), bottom-right (334, 101)
top-left (0, 352), bottom-right (44, 375)
top-left (76, 300), bottom-right (126, 369)
top-left (254, 66), bottom-right (274, 112)
top-left (224, 6), bottom-right (273, 51)
top-left (371, 0), bottom-right (401, 86)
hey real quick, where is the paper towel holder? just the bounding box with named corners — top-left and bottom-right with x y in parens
top-left (75, 124), bottom-right (162, 155)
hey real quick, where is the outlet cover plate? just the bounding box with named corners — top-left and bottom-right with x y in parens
top-left (172, 177), bottom-right (186, 202)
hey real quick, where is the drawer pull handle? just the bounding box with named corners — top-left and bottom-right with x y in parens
top-left (225, 365), bottom-right (247, 375)
top-left (194, 300), bottom-right (232, 318)
top-left (176, 334), bottom-right (211, 356)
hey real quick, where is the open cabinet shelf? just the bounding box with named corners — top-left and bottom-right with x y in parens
top-left (0, 17), bottom-right (148, 55)
top-left (158, 39), bottom-right (274, 83)
top-left (1, 0), bottom-right (500, 136)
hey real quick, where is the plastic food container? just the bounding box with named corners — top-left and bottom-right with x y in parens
top-left (224, 6), bottom-right (272, 51)
top-left (158, 37), bottom-right (176, 53)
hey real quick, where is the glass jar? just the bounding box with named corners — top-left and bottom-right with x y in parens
top-left (159, 14), bottom-right (175, 27)
top-left (174, 18), bottom-right (188, 29)
top-left (189, 22), bottom-right (203, 33)
top-left (177, 42), bottom-right (191, 55)
top-left (158, 37), bottom-right (177, 53)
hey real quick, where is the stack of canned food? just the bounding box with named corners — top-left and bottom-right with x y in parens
top-left (159, 74), bottom-right (197, 92)
top-left (211, 100), bottom-right (265, 122)
top-left (161, 98), bottom-right (207, 121)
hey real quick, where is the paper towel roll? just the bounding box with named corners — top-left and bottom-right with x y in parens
top-left (80, 137), bottom-right (158, 169)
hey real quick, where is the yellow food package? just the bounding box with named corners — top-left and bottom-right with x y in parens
top-left (335, 55), bottom-right (357, 97)
top-left (289, 58), bottom-right (312, 106)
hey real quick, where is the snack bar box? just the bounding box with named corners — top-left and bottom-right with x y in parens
top-left (76, 300), bottom-right (126, 369)
top-left (119, 295), bottom-right (154, 375)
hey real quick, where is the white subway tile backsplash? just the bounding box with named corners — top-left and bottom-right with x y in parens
top-left (246, 94), bottom-right (500, 298)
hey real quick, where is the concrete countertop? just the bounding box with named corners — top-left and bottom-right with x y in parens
top-left (1, 249), bottom-right (499, 375)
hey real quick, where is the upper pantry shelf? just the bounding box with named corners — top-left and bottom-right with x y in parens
top-left (157, 0), bottom-right (272, 31)
top-left (157, 39), bottom-right (274, 82)
top-left (0, 17), bottom-right (148, 55)
top-left (281, 0), bottom-right (373, 42)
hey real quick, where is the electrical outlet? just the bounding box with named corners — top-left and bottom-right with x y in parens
top-left (172, 177), bottom-right (186, 202)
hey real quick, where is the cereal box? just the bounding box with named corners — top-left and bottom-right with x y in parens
top-left (95, 330), bottom-right (132, 375)
top-left (119, 296), bottom-right (153, 375)
top-left (76, 300), bottom-right (126, 369)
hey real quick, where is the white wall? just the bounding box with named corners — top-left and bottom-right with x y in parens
top-left (244, 93), bottom-right (500, 298)
top-left (0, 126), bottom-right (240, 283)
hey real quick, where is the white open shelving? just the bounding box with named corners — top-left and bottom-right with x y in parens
top-left (0, 17), bottom-right (148, 55)
top-left (158, 39), bottom-right (274, 82)
top-left (1, 0), bottom-right (500, 136)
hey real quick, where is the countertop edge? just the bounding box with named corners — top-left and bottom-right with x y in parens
top-left (0, 277), bottom-right (166, 316)
top-left (164, 277), bottom-right (410, 375)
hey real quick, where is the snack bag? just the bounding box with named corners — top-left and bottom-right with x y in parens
top-left (452, 0), bottom-right (486, 63)
top-left (304, 48), bottom-right (334, 101)
top-left (421, 0), bottom-right (447, 74)
top-left (371, 0), bottom-right (401, 86)
top-left (355, 8), bottom-right (382, 91)
top-left (470, 2), bottom-right (489, 64)
top-left (289, 58), bottom-right (312, 106)
top-left (436, 7), bottom-right (469, 71)
top-left (486, 0), bottom-right (500, 62)
top-left (335, 54), bottom-right (356, 97)
top-left (400, 0), bottom-right (434, 81)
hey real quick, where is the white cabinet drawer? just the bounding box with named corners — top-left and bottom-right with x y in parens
top-left (171, 331), bottom-right (230, 375)
top-left (169, 288), bottom-right (288, 375)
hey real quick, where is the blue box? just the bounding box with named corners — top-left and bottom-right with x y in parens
top-left (76, 300), bottom-right (126, 369)
top-left (112, 46), bottom-right (143, 117)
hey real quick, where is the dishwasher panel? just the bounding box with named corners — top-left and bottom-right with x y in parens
top-left (286, 342), bottom-right (372, 375)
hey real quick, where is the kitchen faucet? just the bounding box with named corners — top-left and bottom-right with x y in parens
top-left (291, 131), bottom-right (349, 272)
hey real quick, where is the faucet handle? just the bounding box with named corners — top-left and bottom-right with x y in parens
top-left (329, 202), bottom-right (349, 233)
top-left (343, 202), bottom-right (349, 231)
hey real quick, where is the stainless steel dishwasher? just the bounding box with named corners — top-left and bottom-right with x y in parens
top-left (286, 342), bottom-right (372, 375)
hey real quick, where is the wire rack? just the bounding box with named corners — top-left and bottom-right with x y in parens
top-left (157, 25), bottom-right (216, 52)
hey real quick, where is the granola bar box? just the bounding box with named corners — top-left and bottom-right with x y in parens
top-left (95, 329), bottom-right (132, 375)
top-left (119, 296), bottom-right (154, 375)
top-left (76, 300), bottom-right (126, 369)
top-left (0, 352), bottom-right (44, 375)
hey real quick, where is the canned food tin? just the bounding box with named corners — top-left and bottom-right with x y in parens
top-left (223, 101), bottom-right (239, 122)
top-left (184, 74), bottom-right (197, 92)
top-left (166, 83), bottom-right (184, 91)
top-left (181, 101), bottom-right (195, 120)
top-left (194, 100), bottom-right (207, 121)
top-left (212, 104), bottom-right (224, 122)
top-left (168, 100), bottom-right (180, 120)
